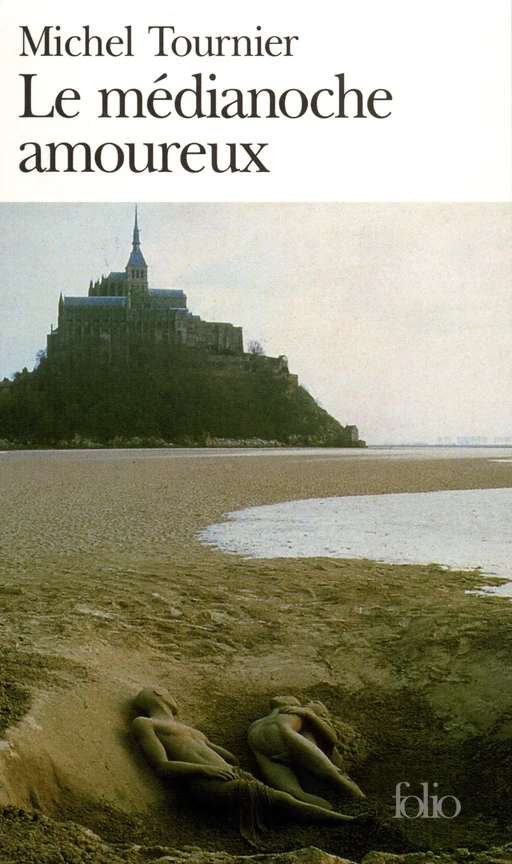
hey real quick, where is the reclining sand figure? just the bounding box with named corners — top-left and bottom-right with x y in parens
top-left (247, 696), bottom-right (365, 808)
top-left (132, 687), bottom-right (366, 846)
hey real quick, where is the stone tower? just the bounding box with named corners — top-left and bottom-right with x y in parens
top-left (125, 206), bottom-right (148, 300)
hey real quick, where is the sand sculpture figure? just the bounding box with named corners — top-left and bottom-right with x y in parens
top-left (247, 696), bottom-right (365, 808)
top-left (132, 687), bottom-right (365, 846)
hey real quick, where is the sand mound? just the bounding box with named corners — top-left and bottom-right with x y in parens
top-left (0, 677), bottom-right (162, 815)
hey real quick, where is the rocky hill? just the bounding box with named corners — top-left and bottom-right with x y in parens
top-left (0, 348), bottom-right (362, 448)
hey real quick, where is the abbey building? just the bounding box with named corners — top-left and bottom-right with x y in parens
top-left (47, 210), bottom-right (248, 364)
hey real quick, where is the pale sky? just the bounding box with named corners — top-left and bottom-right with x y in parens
top-left (0, 203), bottom-right (510, 444)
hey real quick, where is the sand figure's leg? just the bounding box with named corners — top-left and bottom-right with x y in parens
top-left (270, 788), bottom-right (362, 824)
top-left (335, 771), bottom-right (366, 798)
top-left (254, 754), bottom-right (333, 809)
top-left (306, 739), bottom-right (365, 798)
top-left (282, 728), bottom-right (364, 796)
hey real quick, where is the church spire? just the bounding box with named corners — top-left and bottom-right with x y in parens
top-left (127, 205), bottom-right (147, 269)
top-left (126, 205), bottom-right (148, 297)
top-left (134, 204), bottom-right (140, 240)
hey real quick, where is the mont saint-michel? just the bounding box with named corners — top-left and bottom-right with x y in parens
top-left (0, 210), bottom-right (360, 448)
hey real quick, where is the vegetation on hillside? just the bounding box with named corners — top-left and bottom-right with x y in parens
top-left (0, 349), bottom-right (362, 448)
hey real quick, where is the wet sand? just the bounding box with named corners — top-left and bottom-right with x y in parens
top-left (0, 448), bottom-right (511, 860)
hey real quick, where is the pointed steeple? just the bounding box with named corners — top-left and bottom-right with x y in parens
top-left (126, 205), bottom-right (148, 297)
top-left (134, 204), bottom-right (140, 243)
top-left (127, 205), bottom-right (147, 269)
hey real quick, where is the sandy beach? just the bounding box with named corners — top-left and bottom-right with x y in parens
top-left (0, 447), bottom-right (511, 861)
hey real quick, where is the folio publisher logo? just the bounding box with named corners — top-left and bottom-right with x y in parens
top-left (394, 782), bottom-right (461, 819)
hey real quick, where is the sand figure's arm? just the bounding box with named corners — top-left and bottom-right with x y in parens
top-left (132, 717), bottom-right (237, 781)
top-left (278, 705), bottom-right (338, 746)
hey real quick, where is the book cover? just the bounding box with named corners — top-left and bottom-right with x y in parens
top-left (0, 2), bottom-right (510, 861)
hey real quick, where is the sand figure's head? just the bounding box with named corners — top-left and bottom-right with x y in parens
top-left (134, 687), bottom-right (179, 718)
top-left (307, 700), bottom-right (330, 718)
top-left (269, 695), bottom-right (301, 710)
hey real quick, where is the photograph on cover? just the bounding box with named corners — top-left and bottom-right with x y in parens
top-left (0, 202), bottom-right (511, 860)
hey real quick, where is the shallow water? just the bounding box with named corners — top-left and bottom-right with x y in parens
top-left (200, 487), bottom-right (512, 598)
